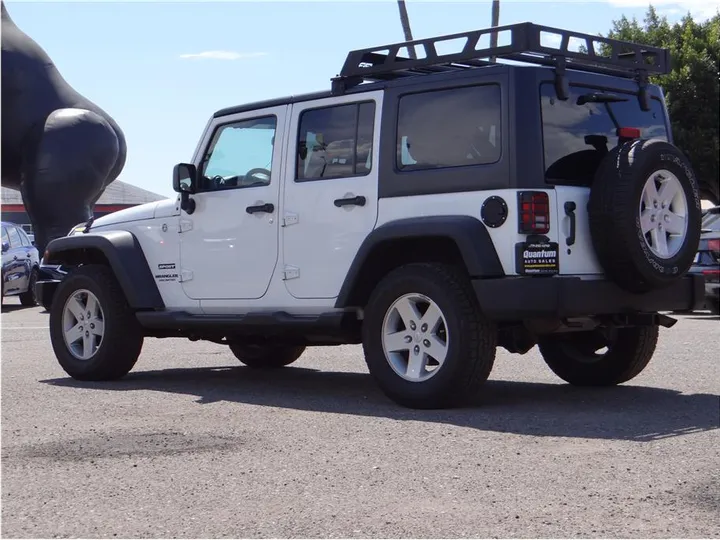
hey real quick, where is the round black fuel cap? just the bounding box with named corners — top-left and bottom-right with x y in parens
top-left (481, 196), bottom-right (508, 228)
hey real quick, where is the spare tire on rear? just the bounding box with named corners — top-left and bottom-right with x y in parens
top-left (588, 139), bottom-right (702, 293)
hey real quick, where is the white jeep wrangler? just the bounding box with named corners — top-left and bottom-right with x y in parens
top-left (37, 23), bottom-right (705, 409)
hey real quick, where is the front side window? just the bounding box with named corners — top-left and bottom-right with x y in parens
top-left (198, 115), bottom-right (277, 192)
top-left (1, 227), bottom-right (9, 247)
top-left (296, 101), bottom-right (376, 181)
top-left (397, 84), bottom-right (502, 171)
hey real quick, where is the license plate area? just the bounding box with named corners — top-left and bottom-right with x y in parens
top-left (515, 241), bottom-right (559, 275)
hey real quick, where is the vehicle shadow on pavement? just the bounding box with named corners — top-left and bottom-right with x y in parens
top-left (1, 304), bottom-right (29, 313)
top-left (41, 366), bottom-right (720, 442)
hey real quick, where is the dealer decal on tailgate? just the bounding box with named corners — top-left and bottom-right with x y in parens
top-left (515, 241), bottom-right (559, 275)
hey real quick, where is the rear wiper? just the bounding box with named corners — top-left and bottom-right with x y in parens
top-left (577, 92), bottom-right (629, 105)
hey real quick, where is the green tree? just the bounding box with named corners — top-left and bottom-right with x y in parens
top-left (606, 6), bottom-right (720, 204)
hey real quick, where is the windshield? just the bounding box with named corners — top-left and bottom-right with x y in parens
top-left (540, 83), bottom-right (669, 187)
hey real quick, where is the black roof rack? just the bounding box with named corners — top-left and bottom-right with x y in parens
top-left (331, 22), bottom-right (671, 110)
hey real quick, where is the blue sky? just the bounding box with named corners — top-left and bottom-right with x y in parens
top-left (5, 0), bottom-right (719, 199)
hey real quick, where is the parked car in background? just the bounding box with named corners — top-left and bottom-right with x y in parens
top-left (694, 206), bottom-right (720, 314)
top-left (2, 221), bottom-right (40, 306)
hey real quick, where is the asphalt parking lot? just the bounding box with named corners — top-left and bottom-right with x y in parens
top-left (1, 296), bottom-right (718, 539)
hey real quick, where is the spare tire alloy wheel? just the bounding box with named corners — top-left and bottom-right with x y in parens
top-left (62, 289), bottom-right (104, 360)
top-left (640, 169), bottom-right (688, 260)
top-left (382, 293), bottom-right (449, 382)
top-left (588, 140), bottom-right (702, 293)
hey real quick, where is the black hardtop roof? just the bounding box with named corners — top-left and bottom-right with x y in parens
top-left (214, 21), bottom-right (670, 118)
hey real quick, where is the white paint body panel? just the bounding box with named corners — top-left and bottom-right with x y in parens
top-left (553, 186), bottom-right (604, 274)
top-left (91, 219), bottom-right (197, 312)
top-left (87, 96), bottom-right (606, 316)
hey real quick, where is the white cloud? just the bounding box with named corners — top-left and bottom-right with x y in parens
top-left (178, 51), bottom-right (267, 60)
top-left (605, 0), bottom-right (720, 20)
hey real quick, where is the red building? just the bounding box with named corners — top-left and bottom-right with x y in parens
top-left (1, 180), bottom-right (166, 237)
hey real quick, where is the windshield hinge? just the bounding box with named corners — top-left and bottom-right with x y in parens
top-left (553, 55), bottom-right (569, 101)
top-left (636, 69), bottom-right (651, 112)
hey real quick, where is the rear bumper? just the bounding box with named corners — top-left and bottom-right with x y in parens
top-left (473, 274), bottom-right (706, 321)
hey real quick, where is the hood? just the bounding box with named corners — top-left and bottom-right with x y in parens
top-left (90, 197), bottom-right (179, 229)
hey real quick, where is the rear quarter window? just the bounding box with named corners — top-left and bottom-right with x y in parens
top-left (540, 83), bottom-right (669, 186)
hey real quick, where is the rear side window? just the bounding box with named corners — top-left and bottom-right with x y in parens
top-left (296, 101), bottom-right (376, 181)
top-left (17, 228), bottom-right (30, 246)
top-left (7, 226), bottom-right (21, 248)
top-left (541, 83), bottom-right (669, 186)
top-left (396, 84), bottom-right (502, 171)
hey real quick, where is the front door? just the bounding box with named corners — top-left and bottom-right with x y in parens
top-left (179, 106), bottom-right (287, 300)
top-left (282, 92), bottom-right (382, 299)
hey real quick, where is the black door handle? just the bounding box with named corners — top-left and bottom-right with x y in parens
top-left (334, 195), bottom-right (366, 207)
top-left (13, 256), bottom-right (18, 261)
top-left (246, 202), bottom-right (275, 214)
top-left (564, 201), bottom-right (576, 246)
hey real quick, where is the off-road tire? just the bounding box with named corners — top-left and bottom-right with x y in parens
top-left (589, 139), bottom-right (702, 293)
top-left (49, 264), bottom-right (144, 380)
top-left (538, 325), bottom-right (659, 386)
top-left (362, 262), bottom-right (497, 409)
top-left (229, 343), bottom-right (305, 369)
top-left (19, 267), bottom-right (38, 306)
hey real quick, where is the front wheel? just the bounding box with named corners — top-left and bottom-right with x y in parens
top-left (538, 325), bottom-right (659, 386)
top-left (362, 263), bottom-right (497, 409)
top-left (228, 343), bottom-right (305, 369)
top-left (19, 268), bottom-right (38, 306)
top-left (49, 265), bottom-right (144, 380)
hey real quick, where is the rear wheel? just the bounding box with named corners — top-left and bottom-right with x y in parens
top-left (538, 325), bottom-right (659, 386)
top-left (49, 265), bottom-right (143, 380)
top-left (228, 343), bottom-right (305, 369)
top-left (362, 263), bottom-right (497, 409)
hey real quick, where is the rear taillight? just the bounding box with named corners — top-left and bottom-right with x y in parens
top-left (708, 239), bottom-right (720, 254)
top-left (518, 191), bottom-right (550, 235)
top-left (617, 127), bottom-right (641, 139)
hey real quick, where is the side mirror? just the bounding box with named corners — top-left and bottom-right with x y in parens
top-left (173, 163), bottom-right (197, 214)
top-left (1, 242), bottom-right (9, 253)
top-left (173, 163), bottom-right (197, 194)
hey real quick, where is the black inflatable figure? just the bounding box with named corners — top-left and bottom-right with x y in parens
top-left (1, 1), bottom-right (127, 254)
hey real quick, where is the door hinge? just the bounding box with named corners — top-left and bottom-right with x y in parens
top-left (179, 219), bottom-right (193, 233)
top-left (179, 269), bottom-right (193, 282)
top-left (282, 212), bottom-right (299, 227)
top-left (282, 265), bottom-right (300, 280)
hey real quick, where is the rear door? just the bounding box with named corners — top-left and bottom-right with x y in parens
top-left (281, 91), bottom-right (382, 299)
top-left (540, 82), bottom-right (671, 274)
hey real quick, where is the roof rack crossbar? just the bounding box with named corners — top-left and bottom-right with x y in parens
top-left (331, 22), bottom-right (670, 94)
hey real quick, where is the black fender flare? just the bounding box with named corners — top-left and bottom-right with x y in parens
top-left (335, 215), bottom-right (504, 308)
top-left (43, 230), bottom-right (164, 309)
